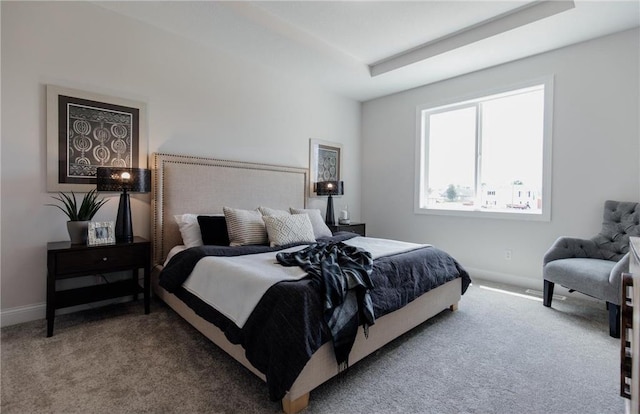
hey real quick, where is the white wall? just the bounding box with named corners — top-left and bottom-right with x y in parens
top-left (0, 2), bottom-right (361, 323)
top-left (362, 28), bottom-right (640, 289)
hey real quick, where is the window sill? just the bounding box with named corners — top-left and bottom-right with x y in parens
top-left (414, 205), bottom-right (550, 221)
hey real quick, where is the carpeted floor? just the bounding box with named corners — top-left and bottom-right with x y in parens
top-left (1, 280), bottom-right (625, 414)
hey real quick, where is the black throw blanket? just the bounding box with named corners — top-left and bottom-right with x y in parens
top-left (275, 241), bottom-right (375, 368)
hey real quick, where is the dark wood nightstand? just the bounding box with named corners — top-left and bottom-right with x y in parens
top-left (46, 237), bottom-right (151, 337)
top-left (329, 222), bottom-right (366, 236)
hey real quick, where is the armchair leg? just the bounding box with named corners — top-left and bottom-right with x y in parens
top-left (543, 280), bottom-right (554, 307)
top-left (608, 302), bottom-right (620, 338)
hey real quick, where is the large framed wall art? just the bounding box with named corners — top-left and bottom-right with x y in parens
top-left (309, 138), bottom-right (342, 197)
top-left (46, 85), bottom-right (148, 192)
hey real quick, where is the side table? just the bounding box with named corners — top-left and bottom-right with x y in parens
top-left (46, 236), bottom-right (151, 337)
top-left (329, 222), bottom-right (366, 236)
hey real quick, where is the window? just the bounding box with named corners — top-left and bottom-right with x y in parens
top-left (415, 77), bottom-right (553, 221)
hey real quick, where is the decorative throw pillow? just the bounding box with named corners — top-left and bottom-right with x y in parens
top-left (263, 214), bottom-right (316, 247)
top-left (289, 208), bottom-right (333, 238)
top-left (174, 214), bottom-right (204, 248)
top-left (258, 206), bottom-right (290, 217)
top-left (223, 207), bottom-right (268, 246)
top-left (197, 215), bottom-right (230, 246)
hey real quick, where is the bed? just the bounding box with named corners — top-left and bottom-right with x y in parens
top-left (150, 152), bottom-right (470, 413)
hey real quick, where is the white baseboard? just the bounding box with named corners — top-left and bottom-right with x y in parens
top-left (0, 303), bottom-right (46, 328)
top-left (0, 297), bottom-right (136, 328)
top-left (466, 267), bottom-right (543, 290)
top-left (466, 266), bottom-right (599, 302)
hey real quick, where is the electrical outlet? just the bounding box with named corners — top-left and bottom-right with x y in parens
top-left (504, 249), bottom-right (512, 260)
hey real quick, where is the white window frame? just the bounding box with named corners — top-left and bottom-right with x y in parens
top-left (414, 76), bottom-right (554, 221)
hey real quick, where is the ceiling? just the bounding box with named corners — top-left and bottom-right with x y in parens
top-left (97, 1), bottom-right (640, 102)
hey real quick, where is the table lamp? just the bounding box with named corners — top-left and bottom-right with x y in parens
top-left (315, 181), bottom-right (343, 226)
top-left (96, 167), bottom-right (151, 243)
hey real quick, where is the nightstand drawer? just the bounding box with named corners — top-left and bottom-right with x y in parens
top-left (55, 244), bottom-right (147, 276)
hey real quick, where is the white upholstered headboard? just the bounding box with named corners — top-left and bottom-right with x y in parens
top-left (152, 153), bottom-right (308, 265)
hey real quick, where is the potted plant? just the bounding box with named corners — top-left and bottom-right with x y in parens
top-left (47, 189), bottom-right (109, 244)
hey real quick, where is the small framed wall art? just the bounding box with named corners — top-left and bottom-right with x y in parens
top-left (87, 221), bottom-right (116, 246)
top-left (46, 84), bottom-right (148, 192)
top-left (309, 139), bottom-right (342, 197)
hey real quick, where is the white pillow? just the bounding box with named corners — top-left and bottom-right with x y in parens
top-left (258, 206), bottom-right (290, 217)
top-left (289, 208), bottom-right (333, 238)
top-left (263, 214), bottom-right (316, 247)
top-left (223, 207), bottom-right (268, 246)
top-left (174, 214), bottom-right (203, 248)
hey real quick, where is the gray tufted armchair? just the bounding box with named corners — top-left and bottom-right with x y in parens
top-left (543, 200), bottom-right (640, 338)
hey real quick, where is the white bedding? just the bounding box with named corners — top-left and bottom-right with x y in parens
top-left (178, 237), bottom-right (428, 328)
top-left (182, 245), bottom-right (308, 326)
top-left (344, 236), bottom-right (429, 259)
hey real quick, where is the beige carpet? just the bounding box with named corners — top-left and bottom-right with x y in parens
top-left (1, 281), bottom-right (625, 413)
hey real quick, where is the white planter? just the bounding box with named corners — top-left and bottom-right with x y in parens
top-left (66, 221), bottom-right (89, 244)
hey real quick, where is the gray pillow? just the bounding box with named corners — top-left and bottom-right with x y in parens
top-left (258, 206), bottom-right (290, 217)
top-left (289, 208), bottom-right (332, 238)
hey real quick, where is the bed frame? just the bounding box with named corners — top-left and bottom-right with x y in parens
top-left (150, 152), bottom-right (461, 413)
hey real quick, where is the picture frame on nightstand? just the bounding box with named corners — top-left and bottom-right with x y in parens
top-left (87, 221), bottom-right (115, 246)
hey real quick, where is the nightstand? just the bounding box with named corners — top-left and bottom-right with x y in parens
top-left (46, 237), bottom-right (151, 337)
top-left (329, 222), bottom-right (366, 237)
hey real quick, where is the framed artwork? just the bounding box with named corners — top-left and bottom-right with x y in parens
top-left (87, 221), bottom-right (116, 246)
top-left (46, 84), bottom-right (148, 192)
top-left (309, 139), bottom-right (342, 197)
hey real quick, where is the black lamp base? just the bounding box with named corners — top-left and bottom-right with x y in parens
top-left (115, 191), bottom-right (133, 243)
top-left (325, 194), bottom-right (335, 226)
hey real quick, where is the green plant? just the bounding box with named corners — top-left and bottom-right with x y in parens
top-left (47, 189), bottom-right (108, 221)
